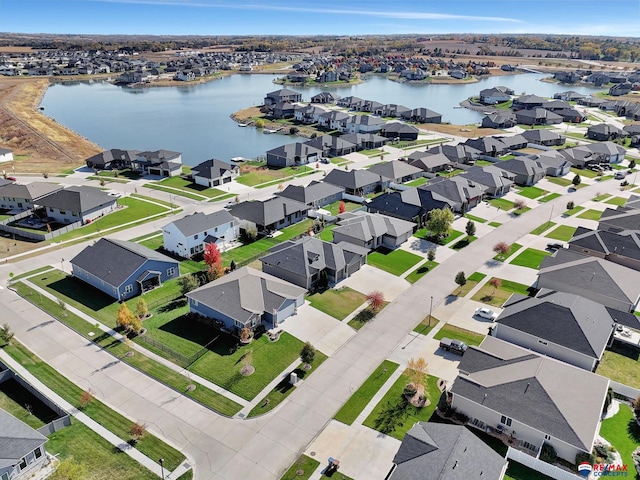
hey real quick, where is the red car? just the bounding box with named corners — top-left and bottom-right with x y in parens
top-left (6, 176), bottom-right (16, 181)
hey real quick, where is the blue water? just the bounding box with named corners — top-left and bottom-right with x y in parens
top-left (41, 73), bottom-right (602, 166)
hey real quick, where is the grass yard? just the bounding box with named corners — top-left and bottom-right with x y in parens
top-left (154, 176), bottom-right (228, 199)
top-left (546, 177), bottom-right (572, 187)
top-left (530, 222), bottom-right (556, 235)
top-left (488, 221), bottom-right (501, 228)
top-left (453, 271), bottom-right (486, 297)
top-left (47, 421), bottom-right (158, 480)
top-left (280, 455), bottom-right (320, 480)
top-left (433, 324), bottom-right (485, 347)
top-left (405, 177), bottom-right (428, 187)
top-left (247, 351), bottom-right (328, 418)
top-left (145, 184), bottom-right (204, 201)
top-left (414, 228), bottom-right (464, 245)
top-left (464, 214), bottom-right (486, 223)
top-left (493, 242), bottom-right (522, 261)
top-left (318, 224), bottom-right (336, 242)
top-left (323, 200), bottom-right (362, 216)
top-left (451, 235), bottom-right (476, 250)
top-left (577, 209), bottom-right (603, 220)
top-left (599, 403), bottom-right (640, 472)
top-left (348, 302), bottom-right (389, 330)
top-left (505, 461), bottom-right (556, 480)
top-left (334, 360), bottom-right (400, 425)
top-left (517, 186), bottom-right (547, 199)
top-left (307, 287), bottom-right (367, 320)
top-left (362, 373), bottom-right (441, 441)
top-left (471, 278), bottom-right (535, 307)
top-left (571, 167), bottom-right (599, 178)
top-left (597, 343), bottom-right (640, 389)
top-left (509, 248), bottom-right (551, 269)
top-left (236, 165), bottom-right (313, 187)
top-left (405, 261), bottom-right (439, 284)
top-left (593, 193), bottom-right (612, 201)
top-left (539, 193), bottom-right (561, 203)
top-left (564, 205), bottom-right (585, 216)
top-left (605, 196), bottom-right (628, 206)
top-left (413, 316), bottom-right (440, 335)
top-left (544, 225), bottom-right (577, 241)
top-left (367, 248), bottom-right (423, 276)
top-left (488, 198), bottom-right (515, 211)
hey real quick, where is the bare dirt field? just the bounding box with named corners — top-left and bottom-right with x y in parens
top-left (418, 123), bottom-right (503, 138)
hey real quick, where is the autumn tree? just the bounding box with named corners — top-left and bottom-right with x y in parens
top-left (513, 198), bottom-right (527, 210)
top-left (136, 298), bottom-right (149, 320)
top-left (407, 357), bottom-right (429, 388)
top-left (254, 118), bottom-right (265, 129)
top-left (117, 303), bottom-right (136, 331)
top-left (179, 274), bottom-right (199, 296)
top-left (129, 422), bottom-right (147, 443)
top-left (493, 241), bottom-right (511, 258)
top-left (204, 243), bottom-right (225, 281)
top-left (366, 291), bottom-right (385, 312)
top-left (79, 389), bottom-right (94, 409)
top-left (300, 342), bottom-right (316, 367)
top-left (426, 208), bottom-right (454, 238)
top-left (338, 200), bottom-right (346, 214)
top-left (465, 219), bottom-right (476, 237)
top-left (489, 277), bottom-right (502, 295)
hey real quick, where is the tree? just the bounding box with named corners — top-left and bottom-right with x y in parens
top-left (116, 303), bottom-right (136, 331)
top-left (179, 274), bottom-right (199, 296)
top-left (426, 208), bottom-right (454, 238)
top-left (207, 262), bottom-right (225, 282)
top-left (300, 342), bottom-right (316, 366)
top-left (465, 219), bottom-right (476, 237)
top-left (129, 422), bottom-right (147, 443)
top-left (254, 118), bottom-right (265, 128)
top-left (0, 323), bottom-right (14, 345)
top-left (454, 271), bottom-right (466, 293)
top-left (128, 315), bottom-right (143, 335)
top-left (50, 458), bottom-right (88, 480)
top-left (289, 126), bottom-right (299, 135)
top-left (572, 174), bottom-right (582, 186)
top-left (566, 200), bottom-right (574, 210)
top-left (338, 200), bottom-right (346, 214)
top-left (630, 160), bottom-right (636, 169)
top-left (136, 298), bottom-right (148, 320)
top-left (366, 291), bottom-right (385, 312)
top-left (407, 357), bottom-right (429, 389)
top-left (513, 198), bottom-right (527, 210)
top-left (79, 389), bottom-right (94, 409)
top-left (229, 259), bottom-right (237, 272)
top-left (493, 241), bottom-right (511, 257)
top-left (203, 243), bottom-right (222, 268)
top-left (427, 249), bottom-right (436, 262)
top-left (489, 277), bottom-right (502, 295)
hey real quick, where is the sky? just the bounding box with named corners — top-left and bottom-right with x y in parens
top-left (1, 0), bottom-right (639, 37)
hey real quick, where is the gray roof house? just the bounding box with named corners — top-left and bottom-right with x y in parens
top-left (36, 185), bottom-right (118, 224)
top-left (492, 290), bottom-right (616, 371)
top-left (495, 157), bottom-right (546, 186)
top-left (388, 422), bottom-right (508, 480)
top-left (324, 168), bottom-right (382, 196)
top-left (521, 129), bottom-right (565, 146)
top-left (135, 149), bottom-right (183, 177)
top-left (264, 88), bottom-right (302, 106)
top-left (0, 182), bottom-right (62, 212)
top-left (400, 107), bottom-right (442, 124)
top-left (586, 123), bottom-right (626, 141)
top-left (367, 187), bottom-right (455, 225)
top-left (538, 248), bottom-right (640, 312)
top-left (407, 152), bottom-right (452, 173)
top-left (422, 177), bottom-right (484, 212)
top-left (260, 236), bottom-right (367, 290)
top-left (382, 122), bottom-right (419, 141)
top-left (426, 144), bottom-right (481, 165)
top-left (191, 158), bottom-right (239, 188)
top-left (186, 266), bottom-right (306, 331)
top-left (344, 114), bottom-right (385, 134)
top-left (0, 408), bottom-right (48, 480)
top-left (481, 112), bottom-right (516, 129)
top-left (451, 336), bottom-right (609, 464)
top-left (162, 210), bottom-right (238, 258)
top-left (339, 133), bottom-right (388, 150)
top-left (524, 150), bottom-right (572, 177)
top-left (463, 137), bottom-right (509, 157)
top-left (276, 180), bottom-right (344, 208)
top-left (459, 165), bottom-right (514, 198)
top-left (228, 196), bottom-right (310, 233)
top-left (569, 226), bottom-right (640, 271)
top-left (70, 238), bottom-right (180, 301)
top-left (332, 210), bottom-right (416, 250)
top-left (514, 108), bottom-right (563, 126)
top-left (266, 142), bottom-right (323, 168)
top-left (599, 206), bottom-right (640, 234)
top-left (479, 87), bottom-right (512, 105)
top-left (303, 135), bottom-right (356, 158)
top-left (84, 148), bottom-right (140, 170)
top-left (368, 160), bottom-right (422, 184)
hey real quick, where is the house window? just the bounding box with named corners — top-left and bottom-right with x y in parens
top-left (500, 415), bottom-right (512, 427)
top-left (192, 300), bottom-right (198, 307)
top-left (124, 284), bottom-right (133, 294)
top-left (59, 210), bottom-right (66, 215)
top-left (167, 267), bottom-right (176, 276)
top-left (194, 234), bottom-right (199, 240)
top-left (544, 434), bottom-right (551, 441)
top-left (1, 472), bottom-right (9, 480)
top-left (49, 207), bottom-right (53, 212)
top-left (19, 458), bottom-right (27, 470)
top-left (538, 339), bottom-right (548, 346)
top-left (34, 447), bottom-right (42, 459)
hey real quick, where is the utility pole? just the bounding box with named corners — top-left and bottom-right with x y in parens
top-left (428, 296), bottom-right (433, 327)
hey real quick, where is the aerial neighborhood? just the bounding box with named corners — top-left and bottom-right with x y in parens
top-left (2, 34), bottom-right (640, 480)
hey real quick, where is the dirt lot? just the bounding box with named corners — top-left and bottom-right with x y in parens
top-left (418, 123), bottom-right (503, 138)
top-left (0, 77), bottom-right (102, 174)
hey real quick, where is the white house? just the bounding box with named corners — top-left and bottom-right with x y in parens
top-left (191, 158), bottom-right (239, 188)
top-left (162, 210), bottom-right (238, 258)
top-left (0, 147), bottom-right (13, 163)
top-left (36, 185), bottom-right (118, 224)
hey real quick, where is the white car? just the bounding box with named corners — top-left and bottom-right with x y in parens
top-left (475, 308), bottom-right (497, 320)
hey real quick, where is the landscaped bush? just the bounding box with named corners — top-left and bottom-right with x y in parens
top-left (540, 443), bottom-right (557, 464)
top-left (593, 442), bottom-right (616, 464)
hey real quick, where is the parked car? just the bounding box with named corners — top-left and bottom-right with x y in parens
top-left (546, 242), bottom-right (564, 250)
top-left (5, 176), bottom-right (16, 181)
top-left (475, 307), bottom-right (497, 320)
top-left (615, 171), bottom-right (627, 180)
top-left (439, 338), bottom-right (468, 355)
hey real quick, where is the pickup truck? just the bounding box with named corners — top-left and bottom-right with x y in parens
top-left (439, 338), bottom-right (468, 355)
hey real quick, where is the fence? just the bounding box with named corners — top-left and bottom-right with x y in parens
top-left (137, 333), bottom-right (219, 369)
top-left (37, 415), bottom-right (72, 436)
top-left (0, 208), bottom-right (83, 241)
top-left (506, 447), bottom-right (583, 480)
top-left (609, 380), bottom-right (640, 401)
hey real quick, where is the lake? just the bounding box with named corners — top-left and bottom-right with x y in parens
top-left (41, 73), bottom-right (602, 166)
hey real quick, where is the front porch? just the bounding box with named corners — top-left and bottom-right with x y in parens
top-left (467, 417), bottom-right (540, 457)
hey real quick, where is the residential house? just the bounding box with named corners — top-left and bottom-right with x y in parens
top-left (191, 158), bottom-right (239, 188)
top-left (387, 422), bottom-right (508, 480)
top-left (451, 336), bottom-right (609, 464)
top-left (422, 177), bottom-right (484, 213)
top-left (623, 124), bottom-right (640, 137)
top-left (317, 110), bottom-right (350, 130)
top-left (0, 182), bottom-right (62, 212)
top-left (568, 226), bottom-right (640, 272)
top-left (265, 142), bottom-right (323, 168)
top-left (525, 150), bottom-right (571, 177)
top-left (276, 180), bottom-right (344, 208)
top-left (521, 129), bottom-right (565, 146)
top-left (481, 113), bottom-right (516, 129)
top-left (0, 147), bottom-right (14, 163)
top-left (162, 210), bottom-right (238, 258)
top-left (511, 94), bottom-right (547, 110)
top-left (514, 108), bottom-right (563, 126)
top-left (599, 206), bottom-right (640, 234)
top-left (293, 105), bottom-right (327, 124)
top-left (303, 135), bottom-right (356, 158)
top-left (271, 102), bottom-right (296, 119)
top-left (310, 92), bottom-right (339, 104)
top-left (586, 123), bottom-right (626, 141)
top-left (377, 104), bottom-right (411, 118)
top-left (459, 165), bottom-right (514, 197)
top-left (186, 267), bottom-right (306, 331)
top-left (538, 248), bottom-right (640, 312)
top-left (36, 185), bottom-right (118, 224)
top-left (479, 87), bottom-right (512, 105)
top-left (495, 134), bottom-right (528, 151)
top-left (578, 96), bottom-right (607, 108)
top-left (70, 238), bottom-right (180, 301)
top-left (367, 187), bottom-right (453, 225)
top-left (559, 145), bottom-right (603, 168)
top-left (401, 108), bottom-right (442, 124)
top-left (492, 290), bottom-right (615, 371)
top-left (85, 148), bottom-right (140, 170)
top-left (368, 160), bottom-right (422, 184)
top-left (496, 158), bottom-right (546, 186)
top-left (553, 90), bottom-right (585, 101)
top-left (463, 137), bottom-right (509, 157)
top-left (382, 123), bottom-right (419, 141)
top-left (135, 150), bottom-right (183, 177)
top-left (407, 152), bottom-right (452, 173)
top-left (0, 408), bottom-right (48, 480)
top-left (260, 236), bottom-right (367, 289)
top-left (332, 211), bottom-right (415, 250)
top-left (339, 133), bottom-right (388, 150)
top-left (609, 83), bottom-right (633, 97)
top-left (540, 99), bottom-right (571, 112)
top-left (586, 142), bottom-right (626, 163)
top-left (337, 96), bottom-right (365, 109)
top-left (554, 108), bottom-right (587, 123)
top-left (345, 114), bottom-right (385, 134)
top-left (324, 168), bottom-right (382, 196)
top-left (426, 144), bottom-right (481, 165)
top-left (228, 196), bottom-right (310, 234)
top-left (264, 88), bottom-right (302, 106)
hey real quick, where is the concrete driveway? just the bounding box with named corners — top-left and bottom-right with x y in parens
top-left (433, 296), bottom-right (500, 335)
top-left (340, 265), bottom-right (410, 302)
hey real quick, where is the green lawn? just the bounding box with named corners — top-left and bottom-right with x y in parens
top-left (323, 200), bottom-right (362, 216)
top-left (405, 261), bottom-right (439, 284)
top-left (577, 209), bottom-right (603, 220)
top-left (538, 193), bottom-right (561, 203)
top-left (453, 272), bottom-right (486, 297)
top-left (318, 224), bottom-right (336, 242)
top-left (236, 165), bottom-right (314, 187)
top-left (154, 176), bottom-right (228, 199)
top-left (599, 404), bottom-right (640, 473)
top-left (488, 198), bottom-right (516, 211)
top-left (471, 278), bottom-right (534, 307)
top-left (414, 228), bottom-right (464, 245)
top-left (605, 196), bottom-right (628, 206)
top-left (367, 248), bottom-right (423, 276)
top-left (348, 302), bottom-right (389, 330)
top-left (334, 360), bottom-right (400, 425)
top-left (593, 193), bottom-right (612, 201)
top-left (280, 455), bottom-right (320, 480)
top-left (597, 343), bottom-right (640, 389)
top-left (405, 177), bottom-right (428, 187)
top-left (505, 461), bottom-right (556, 480)
top-left (509, 248), bottom-right (551, 269)
top-left (464, 214), bottom-right (486, 223)
top-left (7, 265), bottom-right (54, 283)
top-left (488, 221), bottom-right (502, 228)
top-left (413, 317), bottom-right (440, 335)
top-left (546, 177), bottom-right (572, 187)
top-left (451, 235), bottom-right (476, 250)
top-left (433, 324), bottom-right (485, 347)
top-left (530, 222), bottom-right (556, 235)
top-left (564, 205), bottom-right (585, 216)
top-left (493, 242), bottom-right (522, 261)
top-left (571, 167), bottom-right (599, 178)
top-left (517, 186), bottom-right (547, 199)
top-left (544, 225), bottom-right (577, 241)
top-left (145, 183), bottom-right (204, 201)
top-left (247, 351), bottom-right (328, 418)
top-left (362, 373), bottom-right (441, 441)
top-left (307, 287), bottom-right (367, 320)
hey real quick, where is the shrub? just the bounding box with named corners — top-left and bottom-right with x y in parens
top-left (427, 249), bottom-right (436, 262)
top-left (566, 200), bottom-right (574, 210)
top-left (129, 422), bottom-right (147, 443)
top-left (300, 342), bottom-right (316, 365)
top-left (403, 383), bottom-right (417, 397)
top-left (539, 443), bottom-right (557, 464)
top-left (572, 174), bottom-right (582, 186)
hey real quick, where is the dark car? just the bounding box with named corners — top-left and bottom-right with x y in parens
top-left (439, 338), bottom-right (468, 355)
